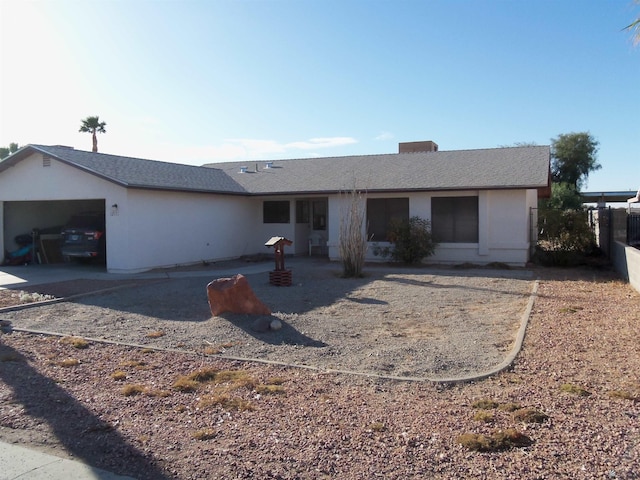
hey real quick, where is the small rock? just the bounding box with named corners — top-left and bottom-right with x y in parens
top-left (270, 319), bottom-right (282, 331)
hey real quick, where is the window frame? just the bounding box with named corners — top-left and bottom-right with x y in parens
top-left (263, 200), bottom-right (291, 224)
top-left (431, 196), bottom-right (479, 243)
top-left (366, 197), bottom-right (410, 242)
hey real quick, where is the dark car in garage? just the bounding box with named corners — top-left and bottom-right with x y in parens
top-left (60, 212), bottom-right (106, 262)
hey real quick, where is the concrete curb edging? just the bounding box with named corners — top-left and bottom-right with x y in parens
top-left (7, 280), bottom-right (539, 384)
top-left (0, 281), bottom-right (167, 314)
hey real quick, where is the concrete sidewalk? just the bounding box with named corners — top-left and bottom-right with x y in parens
top-left (0, 441), bottom-right (135, 479)
top-left (0, 259), bottom-right (282, 290)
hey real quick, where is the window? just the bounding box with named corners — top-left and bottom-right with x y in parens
top-left (312, 200), bottom-right (327, 230)
top-left (431, 196), bottom-right (478, 243)
top-left (296, 201), bottom-right (309, 224)
top-left (263, 201), bottom-right (290, 223)
top-left (367, 198), bottom-right (409, 241)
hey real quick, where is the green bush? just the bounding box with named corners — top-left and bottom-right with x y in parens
top-left (374, 216), bottom-right (437, 264)
top-left (535, 208), bottom-right (597, 266)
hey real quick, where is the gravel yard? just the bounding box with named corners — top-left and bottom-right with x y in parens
top-left (0, 260), bottom-right (535, 380)
top-left (0, 260), bottom-right (639, 479)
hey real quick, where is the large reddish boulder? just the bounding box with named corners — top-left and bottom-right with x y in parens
top-left (207, 274), bottom-right (271, 316)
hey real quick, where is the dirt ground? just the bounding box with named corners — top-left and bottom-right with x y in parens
top-left (0, 260), bottom-right (535, 380)
top-left (1, 261), bottom-right (639, 479)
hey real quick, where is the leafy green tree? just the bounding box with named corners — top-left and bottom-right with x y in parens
top-left (536, 208), bottom-right (596, 266)
top-left (550, 132), bottom-right (600, 190)
top-left (0, 142), bottom-right (20, 159)
top-left (79, 116), bottom-right (107, 152)
top-left (542, 182), bottom-right (584, 211)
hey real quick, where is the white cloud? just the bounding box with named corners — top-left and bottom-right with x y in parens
top-left (184, 136), bottom-right (358, 163)
top-left (104, 136), bottom-right (359, 166)
top-left (285, 137), bottom-right (358, 150)
top-left (374, 131), bottom-right (394, 141)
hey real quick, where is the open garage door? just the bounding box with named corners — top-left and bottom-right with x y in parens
top-left (2, 199), bottom-right (106, 266)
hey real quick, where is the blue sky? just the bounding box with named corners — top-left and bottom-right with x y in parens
top-left (1, 0), bottom-right (638, 193)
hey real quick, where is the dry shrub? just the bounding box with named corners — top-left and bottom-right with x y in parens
top-left (457, 433), bottom-right (493, 452)
top-left (338, 186), bottom-right (368, 278)
top-left (608, 390), bottom-right (636, 401)
top-left (198, 394), bottom-right (254, 411)
top-left (172, 377), bottom-right (199, 392)
top-left (212, 370), bottom-right (255, 388)
top-left (119, 360), bottom-right (147, 369)
top-left (145, 330), bottom-right (165, 338)
top-left (187, 367), bottom-right (220, 383)
top-left (266, 377), bottom-right (286, 385)
top-left (367, 422), bottom-right (386, 432)
top-left (512, 408), bottom-right (549, 423)
top-left (111, 370), bottom-right (127, 381)
top-left (192, 428), bottom-right (217, 441)
top-left (174, 367), bottom-right (256, 392)
top-left (473, 411), bottom-right (494, 423)
top-left (255, 384), bottom-right (286, 395)
top-left (121, 384), bottom-right (171, 398)
top-left (498, 402), bottom-right (522, 412)
top-left (472, 399), bottom-right (500, 410)
top-left (560, 383), bottom-right (591, 396)
top-left (60, 336), bottom-right (89, 349)
top-left (121, 384), bottom-right (146, 397)
top-left (457, 429), bottom-right (532, 452)
top-left (57, 358), bottom-right (80, 368)
top-left (146, 389), bottom-right (172, 398)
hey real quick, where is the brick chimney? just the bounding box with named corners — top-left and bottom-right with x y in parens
top-left (398, 141), bottom-right (438, 153)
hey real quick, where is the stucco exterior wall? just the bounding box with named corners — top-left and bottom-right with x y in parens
top-left (0, 153), bottom-right (127, 265)
top-left (0, 152), bottom-right (259, 273)
top-left (326, 189), bottom-right (533, 267)
top-left (611, 240), bottom-right (640, 294)
top-left (247, 198), bottom-right (296, 255)
top-left (110, 190), bottom-right (256, 273)
top-left (0, 151), bottom-right (538, 271)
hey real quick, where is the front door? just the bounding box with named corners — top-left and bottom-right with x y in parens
top-left (294, 198), bottom-right (328, 256)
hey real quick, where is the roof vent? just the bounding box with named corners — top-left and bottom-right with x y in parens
top-left (239, 166), bottom-right (248, 173)
top-left (398, 141), bottom-right (438, 153)
top-left (265, 161), bottom-right (274, 169)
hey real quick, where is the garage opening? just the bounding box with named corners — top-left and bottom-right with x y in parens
top-left (2, 199), bottom-right (106, 267)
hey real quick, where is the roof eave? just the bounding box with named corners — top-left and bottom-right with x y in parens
top-left (126, 184), bottom-right (248, 195)
top-left (245, 184), bottom-right (548, 197)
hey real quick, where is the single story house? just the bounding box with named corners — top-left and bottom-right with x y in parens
top-left (0, 141), bottom-right (550, 273)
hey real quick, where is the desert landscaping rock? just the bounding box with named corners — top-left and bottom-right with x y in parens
top-left (0, 261), bottom-right (535, 379)
top-left (1, 261), bottom-right (638, 479)
top-left (206, 273), bottom-right (272, 316)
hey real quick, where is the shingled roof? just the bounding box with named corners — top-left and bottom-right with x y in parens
top-left (0, 145), bottom-right (246, 194)
top-left (0, 144), bottom-right (550, 196)
top-left (205, 145), bottom-right (551, 195)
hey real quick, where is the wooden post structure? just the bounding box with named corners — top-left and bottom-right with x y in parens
top-left (265, 236), bottom-right (293, 286)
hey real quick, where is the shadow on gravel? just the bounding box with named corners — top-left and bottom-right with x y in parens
top-left (0, 339), bottom-right (171, 480)
top-left (386, 275), bottom-right (529, 296)
top-left (221, 313), bottom-right (327, 347)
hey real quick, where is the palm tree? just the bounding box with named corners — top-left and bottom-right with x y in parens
top-left (624, 2), bottom-right (640, 45)
top-left (626, 17), bottom-right (640, 45)
top-left (79, 116), bottom-right (107, 152)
